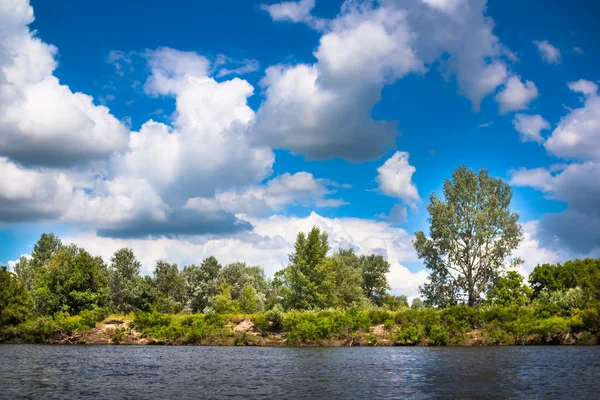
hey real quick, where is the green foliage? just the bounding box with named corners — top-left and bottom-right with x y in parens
top-left (213, 283), bottom-right (240, 314)
top-left (183, 256), bottom-right (222, 313)
top-left (239, 284), bottom-right (261, 313)
top-left (395, 325), bottom-right (423, 345)
top-left (360, 255), bottom-right (391, 306)
top-left (529, 259), bottom-right (600, 302)
top-left (264, 304), bottom-right (285, 331)
top-left (428, 325), bottom-right (448, 346)
top-left (331, 249), bottom-right (364, 307)
top-left (131, 312), bottom-right (226, 343)
top-left (34, 247), bottom-right (108, 315)
top-left (153, 261), bottom-right (187, 313)
top-left (486, 271), bottom-right (532, 307)
top-left (410, 298), bottom-right (426, 309)
top-left (415, 166), bottom-right (523, 307)
top-left (0, 266), bottom-right (33, 325)
top-left (278, 227), bottom-right (336, 310)
top-left (108, 248), bottom-right (143, 314)
top-left (7, 308), bottom-right (107, 343)
top-left (284, 309), bottom-right (370, 344)
top-left (383, 294), bottom-right (408, 310)
top-left (220, 262), bottom-right (267, 300)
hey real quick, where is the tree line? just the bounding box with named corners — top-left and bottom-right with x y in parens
top-left (1, 227), bottom-right (407, 326)
top-left (1, 166), bottom-right (599, 333)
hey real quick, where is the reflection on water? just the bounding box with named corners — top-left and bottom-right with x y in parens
top-left (1, 345), bottom-right (599, 399)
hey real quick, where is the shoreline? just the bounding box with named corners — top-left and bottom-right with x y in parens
top-left (2, 315), bottom-right (597, 347)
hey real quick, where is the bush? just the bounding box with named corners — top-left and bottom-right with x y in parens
top-left (366, 309), bottom-right (393, 325)
top-left (265, 305), bottom-right (285, 331)
top-left (16, 317), bottom-right (57, 343)
top-left (132, 311), bottom-right (173, 330)
top-left (383, 318), bottom-right (395, 331)
top-left (429, 325), bottom-right (447, 346)
top-left (395, 325), bottom-right (422, 345)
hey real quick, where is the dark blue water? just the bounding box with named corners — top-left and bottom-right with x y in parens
top-left (1, 346), bottom-right (599, 399)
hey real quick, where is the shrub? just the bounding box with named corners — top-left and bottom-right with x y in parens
top-left (429, 325), bottom-right (447, 346)
top-left (366, 309), bottom-right (393, 325)
top-left (265, 304), bottom-right (285, 331)
top-left (384, 318), bottom-right (395, 331)
top-left (132, 311), bottom-right (173, 330)
top-left (395, 325), bottom-right (422, 345)
top-left (252, 313), bottom-right (270, 336)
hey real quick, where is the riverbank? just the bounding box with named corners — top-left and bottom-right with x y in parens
top-left (2, 306), bottom-right (598, 346)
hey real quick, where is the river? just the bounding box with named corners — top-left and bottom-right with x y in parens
top-left (1, 346), bottom-right (599, 399)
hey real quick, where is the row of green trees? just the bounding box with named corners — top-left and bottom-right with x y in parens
top-left (2, 166), bottom-right (598, 332)
top-left (1, 227), bottom-right (404, 326)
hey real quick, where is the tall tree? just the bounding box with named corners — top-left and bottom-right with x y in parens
top-left (359, 254), bottom-right (391, 306)
top-left (414, 166), bottom-right (523, 307)
top-left (34, 246), bottom-right (108, 315)
top-left (220, 262), bottom-right (267, 300)
top-left (14, 233), bottom-right (64, 292)
top-left (154, 261), bottom-right (187, 313)
top-left (279, 226), bottom-right (335, 310)
top-left (0, 266), bottom-right (33, 325)
top-left (108, 248), bottom-right (142, 313)
top-left (31, 233), bottom-right (63, 267)
top-left (331, 249), bottom-right (364, 307)
top-left (183, 256), bottom-right (223, 312)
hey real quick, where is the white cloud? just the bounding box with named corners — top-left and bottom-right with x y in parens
top-left (509, 167), bottom-right (554, 192)
top-left (376, 152), bottom-right (420, 206)
top-left (545, 80), bottom-right (600, 161)
top-left (0, 157), bottom-right (72, 222)
top-left (533, 39), bottom-right (561, 64)
top-left (495, 76), bottom-right (538, 114)
top-left (254, 3), bottom-right (423, 161)
top-left (260, 0), bottom-right (327, 30)
top-left (185, 172), bottom-right (347, 215)
top-left (65, 211), bottom-right (428, 297)
top-left (511, 162), bottom-right (600, 255)
top-left (256, 0), bottom-right (528, 160)
top-left (573, 46), bottom-right (583, 55)
top-left (512, 114), bottom-right (550, 143)
top-left (513, 220), bottom-right (562, 275)
top-left (0, 0), bottom-right (129, 167)
top-left (103, 48), bottom-right (276, 234)
top-left (568, 79), bottom-right (598, 97)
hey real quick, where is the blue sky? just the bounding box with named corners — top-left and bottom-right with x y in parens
top-left (1, 0), bottom-right (599, 296)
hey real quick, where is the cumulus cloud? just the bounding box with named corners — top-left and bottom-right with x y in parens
top-left (0, 157), bottom-right (72, 222)
top-left (65, 211), bottom-right (428, 297)
top-left (185, 172), bottom-right (347, 215)
top-left (533, 39), bottom-right (561, 64)
top-left (0, 13), bottom-right (275, 238)
top-left (545, 80), bottom-right (600, 161)
top-left (495, 76), bottom-right (538, 114)
top-left (511, 162), bottom-right (600, 255)
top-left (256, 0), bottom-right (526, 160)
top-left (512, 114), bottom-right (550, 143)
top-left (0, 0), bottom-right (129, 167)
top-left (376, 152), bottom-right (420, 206)
top-left (254, 3), bottom-right (423, 161)
top-left (513, 220), bottom-right (562, 275)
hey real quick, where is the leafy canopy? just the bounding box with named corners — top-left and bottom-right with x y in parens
top-left (414, 166), bottom-right (523, 307)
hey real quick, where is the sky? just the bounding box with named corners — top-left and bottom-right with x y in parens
top-left (1, 0), bottom-right (599, 297)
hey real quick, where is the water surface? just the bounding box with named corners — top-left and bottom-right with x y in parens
top-left (1, 345), bottom-right (599, 399)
